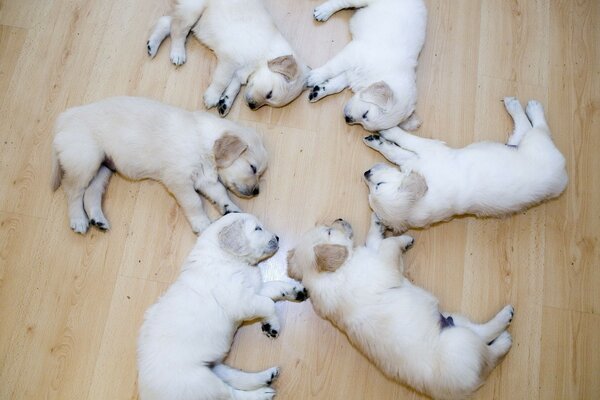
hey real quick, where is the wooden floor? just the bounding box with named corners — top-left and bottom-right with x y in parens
top-left (1, 0), bottom-right (599, 398)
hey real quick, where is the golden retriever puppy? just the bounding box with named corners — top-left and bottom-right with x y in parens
top-left (287, 215), bottom-right (513, 399)
top-left (52, 96), bottom-right (267, 234)
top-left (138, 213), bottom-right (308, 400)
top-left (147, 0), bottom-right (310, 116)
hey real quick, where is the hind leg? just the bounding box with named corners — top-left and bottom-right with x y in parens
top-left (212, 364), bottom-right (279, 391)
top-left (83, 165), bottom-right (112, 230)
top-left (487, 330), bottom-right (512, 368)
top-left (169, 0), bottom-right (207, 65)
top-left (443, 305), bottom-right (514, 344)
top-left (147, 16), bottom-right (171, 57)
top-left (525, 100), bottom-right (549, 131)
top-left (166, 181), bottom-right (211, 234)
top-left (504, 97), bottom-right (532, 146)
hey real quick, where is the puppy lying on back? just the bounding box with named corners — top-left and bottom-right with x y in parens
top-left (52, 96), bottom-right (267, 234)
top-left (363, 98), bottom-right (568, 232)
top-left (287, 216), bottom-right (514, 400)
top-left (308, 0), bottom-right (427, 131)
top-left (138, 213), bottom-right (308, 400)
top-left (147, 0), bottom-right (310, 116)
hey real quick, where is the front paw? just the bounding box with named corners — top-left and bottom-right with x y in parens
top-left (363, 134), bottom-right (384, 149)
top-left (222, 203), bottom-right (241, 215)
top-left (307, 69), bottom-right (329, 88)
top-left (217, 95), bottom-right (232, 117)
top-left (147, 40), bottom-right (159, 58)
top-left (286, 283), bottom-right (309, 302)
top-left (313, 5), bottom-right (334, 22)
top-left (189, 215), bottom-right (211, 234)
top-left (170, 47), bottom-right (186, 66)
top-left (261, 322), bottom-right (279, 339)
top-left (203, 88), bottom-right (221, 109)
top-left (308, 83), bottom-right (326, 102)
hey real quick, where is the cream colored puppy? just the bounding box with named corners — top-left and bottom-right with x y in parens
top-left (147, 0), bottom-right (310, 116)
top-left (363, 98), bottom-right (568, 232)
top-left (308, 0), bottom-right (427, 131)
top-left (138, 213), bottom-right (308, 400)
top-left (52, 97), bottom-right (267, 234)
top-left (287, 216), bottom-right (513, 400)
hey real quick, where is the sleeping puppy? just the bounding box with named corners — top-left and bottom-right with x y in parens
top-left (287, 215), bottom-right (513, 400)
top-left (363, 98), bottom-right (568, 232)
top-left (52, 96), bottom-right (268, 234)
top-left (138, 213), bottom-right (308, 400)
top-left (308, 0), bottom-right (427, 131)
top-left (147, 0), bottom-right (310, 116)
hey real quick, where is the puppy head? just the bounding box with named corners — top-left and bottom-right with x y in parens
top-left (214, 130), bottom-right (268, 198)
top-left (287, 219), bottom-right (353, 281)
top-left (215, 213), bottom-right (279, 264)
top-left (363, 163), bottom-right (427, 231)
top-left (245, 55), bottom-right (309, 110)
top-left (343, 80), bottom-right (415, 131)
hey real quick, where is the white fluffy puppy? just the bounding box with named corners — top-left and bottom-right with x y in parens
top-left (363, 98), bottom-right (568, 232)
top-left (147, 0), bottom-right (310, 116)
top-left (138, 213), bottom-right (308, 400)
top-left (52, 96), bottom-right (268, 234)
top-left (308, 0), bottom-right (427, 131)
top-left (287, 216), bottom-right (514, 400)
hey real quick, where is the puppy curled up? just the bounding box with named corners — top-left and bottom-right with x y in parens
top-left (363, 98), bottom-right (568, 232)
top-left (52, 96), bottom-right (267, 234)
top-left (148, 0), bottom-right (310, 116)
top-left (138, 213), bottom-right (308, 400)
top-left (287, 215), bottom-right (514, 400)
top-left (308, 0), bottom-right (427, 131)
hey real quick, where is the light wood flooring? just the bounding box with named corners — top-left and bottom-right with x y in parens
top-left (0, 0), bottom-right (599, 398)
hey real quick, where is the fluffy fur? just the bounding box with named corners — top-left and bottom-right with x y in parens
top-left (363, 98), bottom-right (568, 232)
top-left (287, 216), bottom-right (513, 400)
top-left (52, 96), bottom-right (268, 234)
top-left (138, 213), bottom-right (308, 400)
top-left (307, 0), bottom-right (427, 131)
top-left (147, 0), bottom-right (310, 116)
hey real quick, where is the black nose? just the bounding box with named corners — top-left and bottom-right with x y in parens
top-left (275, 235), bottom-right (279, 242)
top-left (364, 169), bottom-right (372, 179)
top-left (248, 102), bottom-right (257, 110)
top-left (345, 115), bottom-right (353, 123)
top-left (252, 188), bottom-right (259, 196)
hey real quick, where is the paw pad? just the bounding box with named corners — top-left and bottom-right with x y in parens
top-left (261, 323), bottom-right (278, 338)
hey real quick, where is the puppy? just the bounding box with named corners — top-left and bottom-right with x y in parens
top-left (308, 0), bottom-right (427, 131)
top-left (52, 96), bottom-right (268, 234)
top-left (363, 98), bottom-right (568, 232)
top-left (138, 213), bottom-right (308, 400)
top-left (147, 0), bottom-right (310, 116)
top-left (287, 216), bottom-right (513, 399)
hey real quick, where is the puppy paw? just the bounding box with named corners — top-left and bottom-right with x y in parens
top-left (488, 330), bottom-right (513, 354)
top-left (261, 322), bottom-right (279, 339)
top-left (370, 213), bottom-right (385, 234)
top-left (313, 5), bottom-right (334, 22)
top-left (189, 216), bottom-right (211, 235)
top-left (265, 367), bottom-right (280, 385)
top-left (170, 46), bottom-right (186, 66)
top-left (498, 305), bottom-right (515, 326)
top-left (363, 134), bottom-right (383, 148)
top-left (222, 203), bottom-right (242, 215)
top-left (399, 113), bottom-right (422, 131)
top-left (249, 387), bottom-right (276, 400)
top-left (290, 283), bottom-right (309, 302)
top-left (307, 69), bottom-right (329, 88)
top-left (398, 235), bottom-right (415, 252)
top-left (217, 95), bottom-right (233, 117)
top-left (525, 100), bottom-right (544, 121)
top-left (308, 83), bottom-right (326, 102)
top-left (70, 217), bottom-right (89, 234)
top-left (147, 40), bottom-right (159, 58)
top-left (89, 213), bottom-right (110, 231)
top-left (503, 96), bottom-right (522, 113)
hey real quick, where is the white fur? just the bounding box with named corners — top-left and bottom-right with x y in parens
top-left (287, 216), bottom-right (513, 400)
top-left (138, 213), bottom-right (308, 400)
top-left (52, 96), bottom-right (268, 234)
top-left (147, 0), bottom-right (310, 116)
top-left (308, 0), bottom-right (427, 131)
top-left (364, 98), bottom-right (568, 232)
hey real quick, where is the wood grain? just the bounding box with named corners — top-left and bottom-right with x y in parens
top-left (0, 0), bottom-right (598, 398)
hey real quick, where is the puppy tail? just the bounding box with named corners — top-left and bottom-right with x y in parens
top-left (51, 148), bottom-right (63, 191)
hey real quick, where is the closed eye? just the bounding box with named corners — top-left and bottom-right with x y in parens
top-left (250, 164), bottom-right (257, 174)
top-left (266, 91), bottom-right (273, 100)
top-left (376, 182), bottom-right (384, 189)
top-left (362, 111), bottom-right (369, 119)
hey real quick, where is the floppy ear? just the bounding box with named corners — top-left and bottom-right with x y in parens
top-left (268, 55), bottom-right (299, 81)
top-left (400, 171), bottom-right (428, 200)
top-left (314, 244), bottom-right (348, 273)
top-left (218, 219), bottom-right (250, 256)
top-left (286, 249), bottom-right (296, 265)
top-left (286, 249), bottom-right (301, 280)
top-left (360, 81), bottom-right (393, 109)
top-left (214, 134), bottom-right (248, 168)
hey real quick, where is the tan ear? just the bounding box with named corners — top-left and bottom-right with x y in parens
top-left (401, 171), bottom-right (428, 200)
top-left (218, 219), bottom-right (250, 256)
top-left (214, 134), bottom-right (248, 168)
top-left (314, 244), bottom-right (348, 273)
top-left (360, 81), bottom-right (393, 109)
top-left (267, 55), bottom-right (299, 81)
top-left (286, 249), bottom-right (296, 265)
